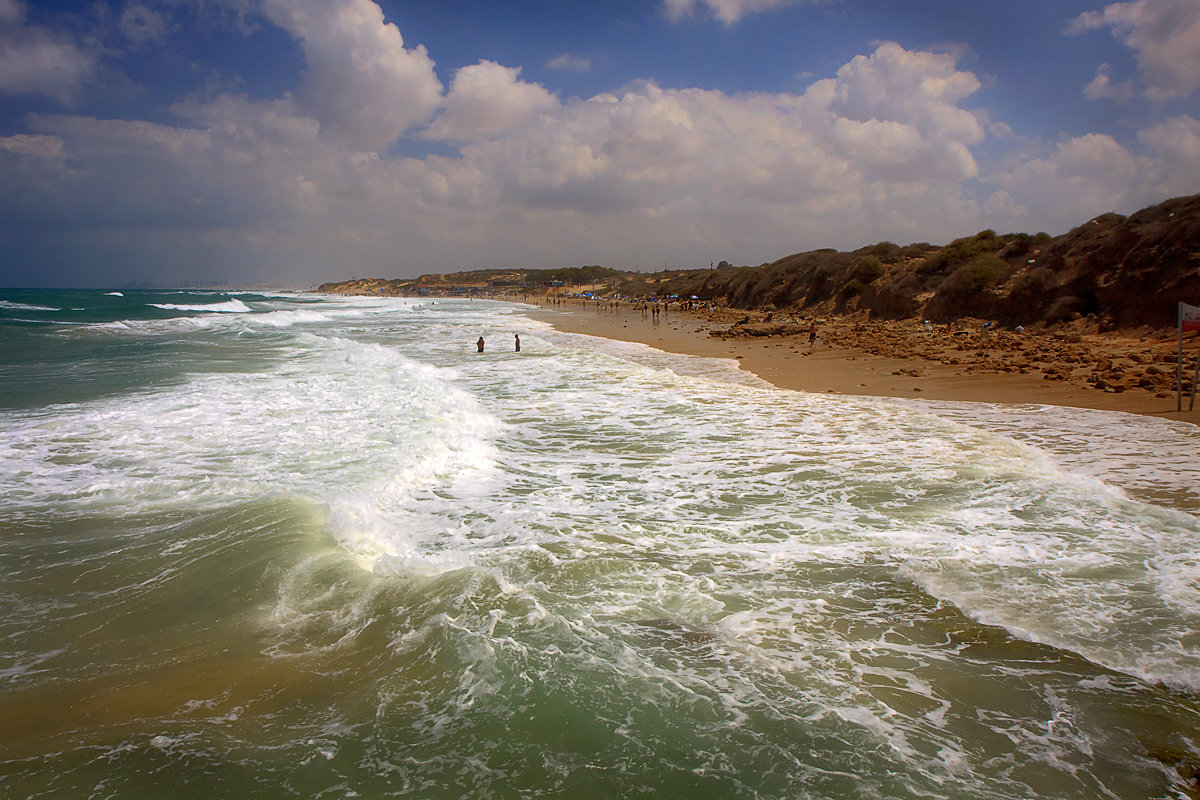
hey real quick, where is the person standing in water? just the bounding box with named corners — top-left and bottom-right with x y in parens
top-left (476, 337), bottom-right (485, 352)
top-left (514, 334), bottom-right (520, 352)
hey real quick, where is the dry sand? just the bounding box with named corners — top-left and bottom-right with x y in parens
top-left (530, 298), bottom-right (1200, 426)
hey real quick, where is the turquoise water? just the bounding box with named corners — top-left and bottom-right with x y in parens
top-left (2, 289), bottom-right (1200, 798)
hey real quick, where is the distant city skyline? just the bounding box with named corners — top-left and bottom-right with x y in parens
top-left (1, 0), bottom-right (1198, 287)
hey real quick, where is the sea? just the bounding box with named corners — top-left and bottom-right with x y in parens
top-left (2, 288), bottom-right (1200, 800)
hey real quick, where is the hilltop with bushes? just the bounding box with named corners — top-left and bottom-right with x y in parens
top-left (320, 194), bottom-right (1200, 333)
top-left (319, 265), bottom-right (620, 298)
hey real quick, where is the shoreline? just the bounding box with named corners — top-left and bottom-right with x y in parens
top-left (529, 299), bottom-right (1200, 426)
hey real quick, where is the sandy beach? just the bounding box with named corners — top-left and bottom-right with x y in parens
top-left (531, 298), bottom-right (1200, 425)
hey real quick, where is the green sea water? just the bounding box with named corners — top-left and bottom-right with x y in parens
top-left (3, 289), bottom-right (1200, 798)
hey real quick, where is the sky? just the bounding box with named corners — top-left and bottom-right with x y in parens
top-left (0, 0), bottom-right (1198, 288)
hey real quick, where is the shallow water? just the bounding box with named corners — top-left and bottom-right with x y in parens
top-left (2, 290), bottom-right (1199, 798)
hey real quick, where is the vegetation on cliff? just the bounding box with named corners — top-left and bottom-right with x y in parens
top-left (319, 194), bottom-right (1200, 332)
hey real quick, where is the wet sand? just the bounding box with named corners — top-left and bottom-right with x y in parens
top-left (531, 299), bottom-right (1200, 425)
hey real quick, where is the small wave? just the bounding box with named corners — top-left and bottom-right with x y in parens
top-left (149, 299), bottom-right (253, 313)
top-left (0, 300), bottom-right (60, 312)
top-left (249, 309), bottom-right (337, 327)
top-left (105, 292), bottom-right (124, 297)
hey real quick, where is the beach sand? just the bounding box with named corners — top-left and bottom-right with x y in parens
top-left (531, 298), bottom-right (1200, 425)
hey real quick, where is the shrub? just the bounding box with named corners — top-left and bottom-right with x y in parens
top-left (839, 278), bottom-right (867, 299)
top-left (864, 241), bottom-right (900, 260)
top-left (925, 229), bottom-right (1004, 273)
top-left (848, 256), bottom-right (885, 285)
top-left (941, 253), bottom-right (1008, 295)
top-left (1010, 266), bottom-right (1058, 295)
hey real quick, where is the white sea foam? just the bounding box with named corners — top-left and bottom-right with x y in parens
top-left (905, 399), bottom-right (1200, 510)
top-left (8, 295), bottom-right (1200, 800)
top-left (0, 300), bottom-right (59, 311)
top-left (0, 330), bottom-right (503, 578)
top-left (248, 309), bottom-right (339, 327)
top-left (105, 291), bottom-right (124, 297)
top-left (81, 297), bottom-right (410, 336)
top-left (149, 299), bottom-right (253, 313)
top-left (3, 297), bottom-right (1199, 697)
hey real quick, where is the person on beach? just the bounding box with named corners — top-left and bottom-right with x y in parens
top-left (477, 337), bottom-right (485, 353)
top-left (514, 334), bottom-right (521, 352)
top-left (808, 322), bottom-right (817, 346)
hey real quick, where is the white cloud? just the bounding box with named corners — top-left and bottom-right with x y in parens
top-left (1070, 0), bottom-right (1200, 100)
top-left (1, 37), bottom-right (1003, 281)
top-left (825, 42), bottom-right (984, 181)
top-left (0, 9), bottom-right (97, 103)
top-left (1084, 62), bottom-right (1134, 101)
top-left (828, 43), bottom-right (982, 132)
top-left (992, 133), bottom-right (1157, 233)
top-left (0, 133), bottom-right (63, 160)
top-left (547, 54), bottom-right (591, 72)
top-left (1137, 115), bottom-right (1200, 195)
top-left (419, 42), bottom-right (991, 241)
top-left (664, 0), bottom-right (796, 25)
top-left (1, 0), bottom-right (1195, 288)
top-left (260, 0), bottom-right (442, 151)
top-left (982, 189), bottom-right (1026, 219)
top-left (426, 61), bottom-right (558, 141)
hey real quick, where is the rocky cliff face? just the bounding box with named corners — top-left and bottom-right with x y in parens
top-left (1043, 195), bottom-right (1200, 329)
top-left (638, 194), bottom-right (1200, 331)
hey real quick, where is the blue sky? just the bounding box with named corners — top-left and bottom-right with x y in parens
top-left (1, 0), bottom-right (1198, 287)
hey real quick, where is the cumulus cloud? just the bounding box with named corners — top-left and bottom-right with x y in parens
top-left (0, 3), bottom-right (97, 103)
top-left (425, 61), bottom-right (558, 141)
top-left (0, 36), bottom-right (1003, 278)
top-left (0, 0), bottom-right (1193, 286)
top-left (17, 112), bottom-right (266, 229)
top-left (0, 132), bottom-right (63, 160)
top-left (664, 0), bottom-right (796, 25)
top-left (0, 33), bottom-right (1003, 281)
top-left (260, 0), bottom-right (442, 150)
top-left (1069, 0), bottom-right (1200, 99)
top-left (1137, 115), bottom-right (1200, 195)
top-left (824, 42), bottom-right (984, 181)
top-left (1084, 62), bottom-right (1135, 101)
top-left (982, 189), bottom-right (1026, 219)
top-left (426, 40), bottom-right (991, 248)
top-left (992, 133), bottom-right (1156, 233)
